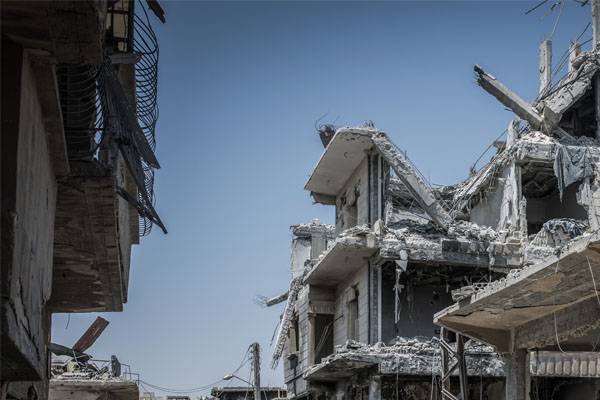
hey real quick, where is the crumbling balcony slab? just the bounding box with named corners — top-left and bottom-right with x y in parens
top-left (305, 339), bottom-right (504, 383)
top-left (305, 128), bottom-right (374, 204)
top-left (304, 229), bottom-right (378, 287)
top-left (49, 379), bottom-right (139, 400)
top-left (435, 232), bottom-right (600, 352)
top-left (49, 161), bottom-right (124, 313)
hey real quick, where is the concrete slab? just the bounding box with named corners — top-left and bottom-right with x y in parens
top-left (435, 233), bottom-right (600, 352)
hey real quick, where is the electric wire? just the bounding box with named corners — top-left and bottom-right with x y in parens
top-left (139, 348), bottom-right (251, 394)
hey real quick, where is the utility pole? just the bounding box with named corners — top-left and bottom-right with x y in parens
top-left (251, 342), bottom-right (261, 400)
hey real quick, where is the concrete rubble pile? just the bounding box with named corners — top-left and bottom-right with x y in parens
top-left (313, 338), bottom-right (504, 377)
top-left (51, 355), bottom-right (122, 381)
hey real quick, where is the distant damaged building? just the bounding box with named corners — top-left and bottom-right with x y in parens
top-left (434, 3), bottom-right (600, 400)
top-left (1, 1), bottom-right (165, 400)
top-left (267, 4), bottom-right (600, 400)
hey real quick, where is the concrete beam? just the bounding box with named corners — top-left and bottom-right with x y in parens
top-left (475, 64), bottom-right (543, 130)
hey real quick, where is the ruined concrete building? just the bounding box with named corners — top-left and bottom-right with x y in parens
top-left (1, 1), bottom-right (165, 399)
top-left (267, 3), bottom-right (600, 400)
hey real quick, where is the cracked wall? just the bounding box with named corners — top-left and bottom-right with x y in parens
top-left (1, 43), bottom-right (56, 384)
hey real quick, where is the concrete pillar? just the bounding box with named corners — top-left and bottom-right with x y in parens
top-left (368, 376), bottom-right (381, 400)
top-left (539, 39), bottom-right (552, 95)
top-left (503, 350), bottom-right (530, 400)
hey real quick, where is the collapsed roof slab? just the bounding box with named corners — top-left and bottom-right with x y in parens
top-left (305, 340), bottom-right (504, 382)
top-left (305, 128), bottom-right (452, 229)
top-left (434, 233), bottom-right (600, 352)
top-left (305, 233), bottom-right (378, 286)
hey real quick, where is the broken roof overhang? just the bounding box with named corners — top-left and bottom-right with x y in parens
top-left (305, 232), bottom-right (378, 286)
top-left (434, 232), bottom-right (600, 353)
top-left (305, 128), bottom-right (375, 202)
top-left (305, 127), bottom-right (452, 229)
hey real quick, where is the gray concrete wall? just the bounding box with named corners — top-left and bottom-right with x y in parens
top-left (335, 158), bottom-right (369, 233)
top-left (1, 45), bottom-right (56, 387)
top-left (333, 264), bottom-right (369, 346)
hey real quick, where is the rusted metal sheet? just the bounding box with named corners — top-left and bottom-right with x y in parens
top-left (72, 317), bottom-right (109, 353)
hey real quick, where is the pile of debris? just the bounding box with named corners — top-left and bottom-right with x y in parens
top-left (313, 337), bottom-right (504, 377)
top-left (524, 218), bottom-right (589, 264)
top-left (49, 316), bottom-right (127, 382)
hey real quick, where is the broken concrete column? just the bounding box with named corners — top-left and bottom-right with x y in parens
top-left (368, 376), bottom-right (381, 400)
top-left (539, 39), bottom-right (552, 95)
top-left (503, 350), bottom-right (531, 400)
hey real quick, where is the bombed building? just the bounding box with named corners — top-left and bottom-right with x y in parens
top-left (265, 3), bottom-right (600, 400)
top-left (1, 1), bottom-right (165, 399)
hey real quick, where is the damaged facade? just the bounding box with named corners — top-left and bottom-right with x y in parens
top-left (267, 3), bottom-right (600, 400)
top-left (1, 1), bottom-right (165, 400)
top-left (434, 1), bottom-right (600, 399)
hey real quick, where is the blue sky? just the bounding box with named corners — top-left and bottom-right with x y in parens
top-left (52, 0), bottom-right (591, 396)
